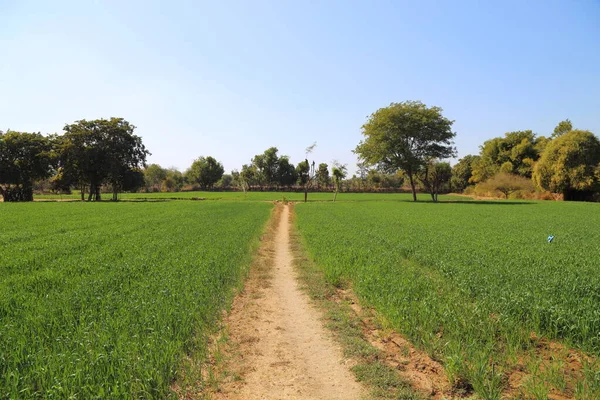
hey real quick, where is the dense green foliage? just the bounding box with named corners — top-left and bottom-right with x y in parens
top-left (533, 130), bottom-right (600, 201)
top-left (470, 130), bottom-right (543, 183)
top-left (0, 131), bottom-right (55, 201)
top-left (59, 118), bottom-right (149, 201)
top-left (296, 201), bottom-right (600, 398)
top-left (185, 156), bottom-right (224, 189)
top-left (451, 154), bottom-right (479, 191)
top-left (354, 101), bottom-right (456, 201)
top-left (0, 201), bottom-right (271, 398)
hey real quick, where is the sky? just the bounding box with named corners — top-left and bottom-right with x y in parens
top-left (1, 0), bottom-right (599, 175)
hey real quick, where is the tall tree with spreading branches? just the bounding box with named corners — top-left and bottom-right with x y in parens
top-left (354, 101), bottom-right (456, 201)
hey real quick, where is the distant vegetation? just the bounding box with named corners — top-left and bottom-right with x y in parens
top-left (2, 105), bottom-right (599, 202)
top-left (455, 120), bottom-right (600, 201)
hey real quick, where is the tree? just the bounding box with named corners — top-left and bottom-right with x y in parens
top-left (479, 172), bottom-right (534, 199)
top-left (552, 119), bottom-right (573, 138)
top-left (164, 168), bottom-right (184, 192)
top-left (216, 174), bottom-right (233, 189)
top-left (533, 130), bottom-right (600, 201)
top-left (331, 163), bottom-right (347, 202)
top-left (144, 164), bottom-right (167, 191)
top-left (120, 168), bottom-right (145, 193)
top-left (356, 162), bottom-right (368, 191)
top-left (0, 131), bottom-right (56, 202)
top-left (297, 142), bottom-right (317, 202)
top-left (470, 130), bottom-right (540, 182)
top-left (239, 164), bottom-right (259, 193)
top-left (252, 147), bottom-right (279, 188)
top-left (418, 161), bottom-right (452, 202)
top-left (276, 156), bottom-right (297, 188)
top-left (59, 118), bottom-right (149, 201)
top-left (316, 163), bottom-right (330, 189)
top-left (354, 101), bottom-right (456, 201)
top-left (451, 155), bottom-right (479, 192)
top-left (186, 156), bottom-right (224, 190)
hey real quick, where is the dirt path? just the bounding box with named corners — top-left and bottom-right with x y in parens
top-left (214, 204), bottom-right (364, 400)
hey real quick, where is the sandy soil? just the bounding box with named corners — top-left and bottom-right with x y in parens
top-left (213, 204), bottom-right (364, 400)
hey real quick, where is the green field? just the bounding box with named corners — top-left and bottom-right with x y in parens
top-left (6, 195), bottom-right (600, 399)
top-left (295, 200), bottom-right (600, 399)
top-left (0, 201), bottom-right (272, 399)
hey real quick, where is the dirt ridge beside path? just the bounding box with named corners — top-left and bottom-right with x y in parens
top-left (211, 204), bottom-right (365, 399)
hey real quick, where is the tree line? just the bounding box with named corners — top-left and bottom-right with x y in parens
top-left (1, 118), bottom-right (148, 202)
top-left (450, 118), bottom-right (600, 201)
top-left (3, 104), bottom-right (599, 202)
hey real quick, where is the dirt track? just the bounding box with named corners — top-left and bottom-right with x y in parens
top-left (214, 204), bottom-right (364, 399)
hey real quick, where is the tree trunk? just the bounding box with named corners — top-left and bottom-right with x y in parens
top-left (112, 188), bottom-right (118, 201)
top-left (408, 172), bottom-right (417, 202)
top-left (80, 184), bottom-right (85, 201)
top-left (333, 189), bottom-right (338, 202)
top-left (304, 187), bottom-right (308, 203)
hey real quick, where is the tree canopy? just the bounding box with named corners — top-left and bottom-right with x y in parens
top-left (533, 130), bottom-right (600, 201)
top-left (451, 155), bottom-right (479, 191)
top-left (0, 131), bottom-right (56, 201)
top-left (252, 147), bottom-right (280, 187)
top-left (186, 156), bottom-right (224, 190)
top-left (552, 119), bottom-right (573, 138)
top-left (470, 130), bottom-right (541, 183)
top-left (354, 101), bottom-right (456, 201)
top-left (59, 118), bottom-right (149, 201)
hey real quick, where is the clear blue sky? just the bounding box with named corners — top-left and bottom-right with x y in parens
top-left (1, 0), bottom-right (599, 175)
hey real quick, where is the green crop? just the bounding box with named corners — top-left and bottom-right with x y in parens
top-left (0, 201), bottom-right (271, 399)
top-left (295, 200), bottom-right (600, 399)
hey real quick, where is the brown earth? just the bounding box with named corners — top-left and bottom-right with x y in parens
top-left (210, 204), bottom-right (365, 399)
top-left (338, 289), bottom-right (455, 399)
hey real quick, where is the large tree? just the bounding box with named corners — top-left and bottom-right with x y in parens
top-left (533, 130), bottom-right (600, 201)
top-left (186, 156), bottom-right (224, 190)
top-left (276, 156), bottom-right (297, 188)
top-left (354, 101), bottom-right (456, 201)
top-left (252, 147), bottom-right (279, 188)
top-left (0, 131), bottom-right (55, 201)
top-left (59, 118), bottom-right (149, 201)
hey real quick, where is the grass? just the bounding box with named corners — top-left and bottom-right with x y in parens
top-left (294, 200), bottom-right (600, 399)
top-left (0, 201), bottom-right (272, 399)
